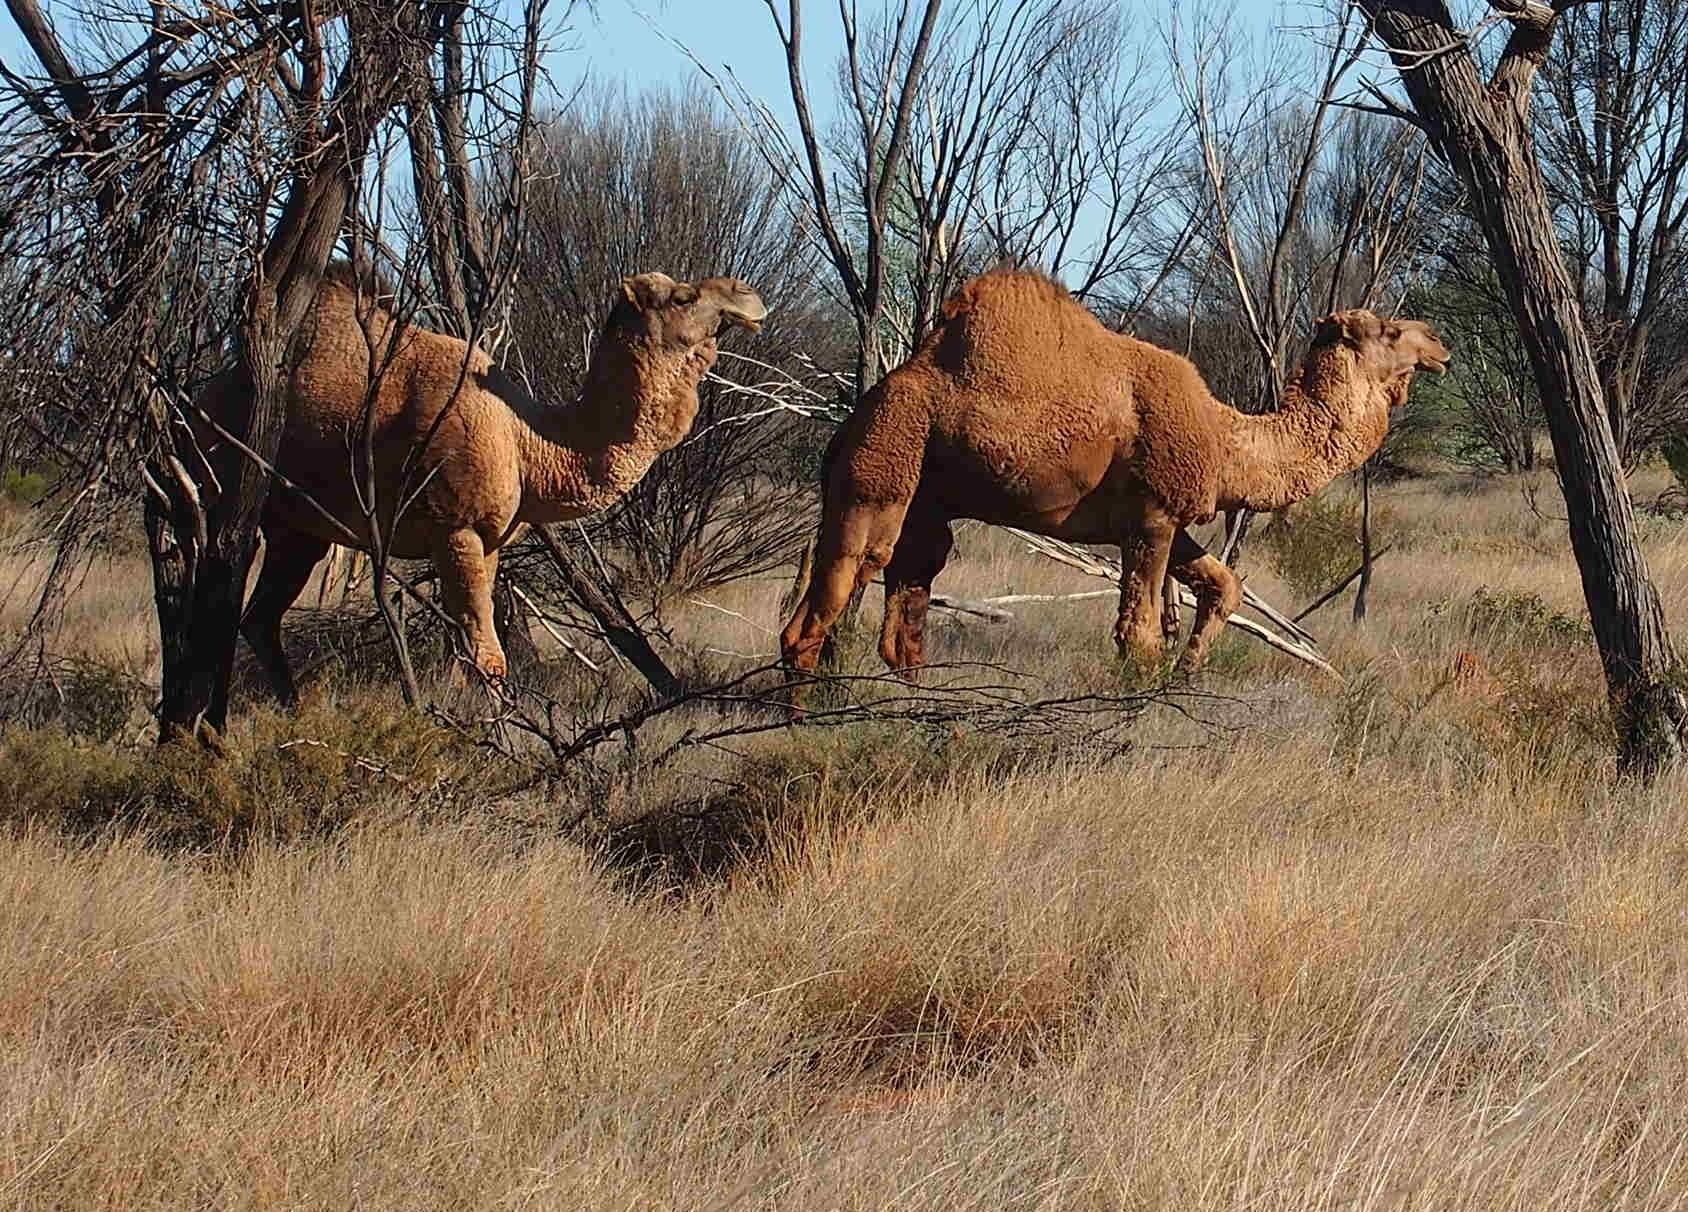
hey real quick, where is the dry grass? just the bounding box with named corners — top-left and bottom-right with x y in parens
top-left (5, 469), bottom-right (1688, 1209)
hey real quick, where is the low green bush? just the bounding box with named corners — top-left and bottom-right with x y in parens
top-left (0, 688), bottom-right (506, 848)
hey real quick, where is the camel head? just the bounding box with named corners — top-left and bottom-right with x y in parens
top-left (611, 272), bottom-right (768, 367)
top-left (1312, 310), bottom-right (1450, 407)
top-left (583, 272), bottom-right (767, 452)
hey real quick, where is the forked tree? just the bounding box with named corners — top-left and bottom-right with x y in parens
top-left (1356, 0), bottom-right (1687, 774)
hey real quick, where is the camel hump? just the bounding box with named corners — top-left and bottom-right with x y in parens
top-left (315, 260), bottom-right (401, 316)
top-left (938, 265), bottom-right (1067, 322)
top-left (932, 267), bottom-right (1089, 375)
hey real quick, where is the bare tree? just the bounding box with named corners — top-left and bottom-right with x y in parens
top-left (508, 85), bottom-right (836, 601)
top-left (1168, 5), bottom-right (1431, 566)
top-left (1540, 0), bottom-right (1688, 460)
top-left (1356, 0), bottom-right (1687, 775)
top-left (742, 0), bottom-right (945, 394)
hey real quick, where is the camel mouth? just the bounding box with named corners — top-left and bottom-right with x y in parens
top-left (720, 305), bottom-right (767, 334)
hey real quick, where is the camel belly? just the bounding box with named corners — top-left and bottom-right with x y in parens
top-left (263, 439), bottom-right (519, 559)
top-left (920, 429), bottom-right (1144, 538)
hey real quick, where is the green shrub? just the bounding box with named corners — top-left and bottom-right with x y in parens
top-left (1260, 492), bottom-right (1381, 597)
top-left (1662, 436), bottom-right (1688, 494)
top-left (2, 468), bottom-right (48, 505)
top-left (0, 689), bottom-right (506, 848)
top-left (1465, 587), bottom-right (1579, 644)
top-left (0, 656), bottom-right (146, 742)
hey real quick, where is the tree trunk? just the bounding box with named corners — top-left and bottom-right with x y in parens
top-left (147, 497), bottom-right (199, 739)
top-left (152, 10), bottom-right (421, 740)
top-left (1361, 1), bottom-right (1686, 776)
top-left (1353, 464), bottom-right (1372, 624)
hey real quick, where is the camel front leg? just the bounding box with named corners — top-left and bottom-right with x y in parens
top-left (1113, 513), bottom-right (1175, 672)
top-left (779, 500), bottom-right (910, 719)
top-left (431, 528), bottom-right (508, 683)
top-left (1169, 529), bottom-right (1242, 675)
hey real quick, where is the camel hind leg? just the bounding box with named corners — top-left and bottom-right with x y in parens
top-left (878, 512), bottom-right (953, 677)
top-left (241, 527), bottom-right (333, 707)
top-left (1169, 529), bottom-right (1242, 674)
top-left (1113, 510), bottom-right (1176, 672)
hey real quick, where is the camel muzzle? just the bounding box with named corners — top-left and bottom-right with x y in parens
top-left (720, 305), bottom-right (767, 334)
top-left (718, 290), bottom-right (768, 335)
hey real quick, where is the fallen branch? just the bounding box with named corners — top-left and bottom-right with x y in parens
top-left (929, 595), bottom-right (1016, 621)
top-left (1241, 583), bottom-right (1320, 647)
top-left (1172, 583), bottom-right (1341, 678)
top-left (1005, 528), bottom-right (1340, 679)
top-left (976, 589), bottom-right (1115, 606)
top-left (510, 582), bottom-right (602, 673)
top-left (532, 524), bottom-right (681, 699)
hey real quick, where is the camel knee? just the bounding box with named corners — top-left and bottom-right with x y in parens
top-left (1176, 566), bottom-right (1242, 673)
top-left (878, 588), bottom-right (916, 672)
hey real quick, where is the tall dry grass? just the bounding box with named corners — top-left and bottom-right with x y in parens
top-left (4, 470), bottom-right (1688, 1208)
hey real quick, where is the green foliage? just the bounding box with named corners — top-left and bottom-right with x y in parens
top-left (1429, 587), bottom-right (1590, 645)
top-left (1662, 437), bottom-right (1688, 494)
top-left (1261, 492), bottom-right (1372, 597)
top-left (54, 660), bottom-right (142, 742)
top-left (2, 468), bottom-right (48, 505)
top-left (0, 690), bottom-right (505, 849)
top-left (0, 656), bottom-right (147, 742)
top-left (1406, 278), bottom-right (1543, 471)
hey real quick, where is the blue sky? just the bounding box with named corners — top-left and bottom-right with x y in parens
top-left (1, 1), bottom-right (1297, 121)
top-left (558, 2), bottom-right (845, 107)
top-left (554, 1), bottom-right (1293, 131)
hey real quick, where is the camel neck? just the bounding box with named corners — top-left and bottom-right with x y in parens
top-left (1215, 368), bottom-right (1389, 513)
top-left (511, 339), bottom-right (702, 523)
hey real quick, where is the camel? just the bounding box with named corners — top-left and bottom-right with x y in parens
top-left (779, 267), bottom-right (1448, 683)
top-left (206, 265), bottom-right (767, 702)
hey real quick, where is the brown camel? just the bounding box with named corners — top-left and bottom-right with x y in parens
top-left (780, 267), bottom-right (1448, 682)
top-left (206, 266), bottom-right (766, 702)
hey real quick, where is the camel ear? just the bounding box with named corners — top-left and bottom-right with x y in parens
top-left (621, 273), bottom-right (685, 312)
top-left (1314, 311), bottom-right (1378, 347)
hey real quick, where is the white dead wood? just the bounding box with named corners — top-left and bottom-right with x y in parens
top-left (510, 583), bottom-right (603, 673)
top-left (1004, 527), bottom-right (1341, 679)
top-left (927, 596), bottom-right (1016, 621)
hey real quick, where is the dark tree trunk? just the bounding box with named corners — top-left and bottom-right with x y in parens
top-left (147, 496), bottom-right (199, 739)
top-left (533, 525), bottom-right (682, 700)
top-left (1353, 464), bottom-right (1373, 624)
top-left (151, 9), bottom-right (424, 740)
top-left (1361, 0), bottom-right (1687, 776)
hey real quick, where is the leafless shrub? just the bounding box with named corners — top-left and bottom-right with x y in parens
top-left (505, 84), bottom-right (839, 602)
top-left (1541, 0), bottom-right (1688, 462)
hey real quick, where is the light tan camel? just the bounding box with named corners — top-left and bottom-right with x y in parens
top-left (206, 266), bottom-right (766, 703)
top-left (780, 267), bottom-right (1447, 682)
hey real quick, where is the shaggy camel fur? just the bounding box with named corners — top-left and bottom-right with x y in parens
top-left (780, 268), bottom-right (1448, 681)
top-left (206, 266), bottom-right (766, 701)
